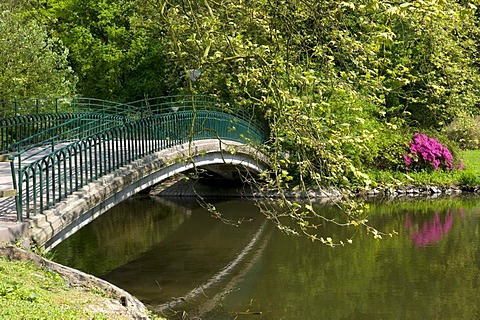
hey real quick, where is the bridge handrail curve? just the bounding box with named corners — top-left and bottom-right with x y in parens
top-left (121, 95), bottom-right (266, 130)
top-left (1, 96), bottom-right (141, 153)
top-left (13, 108), bottom-right (267, 221)
top-left (1, 95), bottom-right (260, 123)
top-left (4, 94), bottom-right (267, 160)
top-left (5, 98), bottom-right (143, 162)
top-left (7, 113), bottom-right (129, 161)
top-left (0, 113), bottom-right (66, 153)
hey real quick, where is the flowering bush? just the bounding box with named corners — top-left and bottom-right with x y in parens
top-left (403, 133), bottom-right (453, 171)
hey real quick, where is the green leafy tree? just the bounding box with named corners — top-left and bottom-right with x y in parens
top-left (357, 1), bottom-right (480, 128)
top-left (141, 0), bottom-right (385, 242)
top-left (36, 0), bottom-right (170, 101)
top-left (0, 10), bottom-right (76, 101)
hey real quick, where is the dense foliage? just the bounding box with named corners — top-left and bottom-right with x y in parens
top-left (2, 0), bottom-right (480, 241)
top-left (0, 4), bottom-right (76, 101)
top-left (34, 0), bottom-right (171, 101)
top-left (145, 0), bottom-right (480, 198)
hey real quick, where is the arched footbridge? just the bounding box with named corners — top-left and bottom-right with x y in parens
top-left (0, 95), bottom-right (269, 249)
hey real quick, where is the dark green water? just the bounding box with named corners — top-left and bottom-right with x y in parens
top-left (53, 195), bottom-right (480, 319)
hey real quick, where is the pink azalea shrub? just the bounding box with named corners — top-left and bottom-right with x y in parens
top-left (403, 133), bottom-right (453, 171)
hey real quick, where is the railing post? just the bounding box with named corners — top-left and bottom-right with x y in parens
top-left (32, 169), bottom-right (37, 215)
top-left (12, 100), bottom-right (19, 141)
top-left (10, 154), bottom-right (22, 221)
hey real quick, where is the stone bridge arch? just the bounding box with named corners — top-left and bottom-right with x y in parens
top-left (29, 139), bottom-right (268, 250)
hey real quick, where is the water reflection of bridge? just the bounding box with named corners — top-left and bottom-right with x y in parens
top-left (59, 198), bottom-right (272, 319)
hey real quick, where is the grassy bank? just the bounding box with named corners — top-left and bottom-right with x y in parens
top-left (0, 252), bottom-right (163, 320)
top-left (0, 258), bottom-right (123, 319)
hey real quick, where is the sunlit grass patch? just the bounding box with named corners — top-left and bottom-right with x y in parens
top-left (460, 149), bottom-right (480, 172)
top-left (0, 258), bottom-right (131, 319)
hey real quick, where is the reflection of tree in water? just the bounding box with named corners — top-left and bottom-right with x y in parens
top-left (405, 209), bottom-right (464, 247)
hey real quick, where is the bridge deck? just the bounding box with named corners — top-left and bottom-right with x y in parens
top-left (0, 139), bottom-right (155, 239)
top-left (0, 140), bottom-right (159, 239)
top-left (0, 163), bottom-right (17, 223)
top-left (0, 143), bottom-right (73, 222)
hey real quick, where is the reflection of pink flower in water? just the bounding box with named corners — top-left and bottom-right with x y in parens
top-left (405, 211), bottom-right (455, 247)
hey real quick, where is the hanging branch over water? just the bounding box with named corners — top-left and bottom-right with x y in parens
top-left (143, 0), bottom-right (479, 245)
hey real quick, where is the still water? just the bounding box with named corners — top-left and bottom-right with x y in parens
top-left (53, 195), bottom-right (480, 319)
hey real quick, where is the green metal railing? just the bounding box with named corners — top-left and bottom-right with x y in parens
top-left (2, 113), bottom-right (127, 156)
top-left (6, 95), bottom-right (268, 221)
top-left (0, 97), bottom-right (141, 154)
top-left (1, 113), bottom-right (71, 152)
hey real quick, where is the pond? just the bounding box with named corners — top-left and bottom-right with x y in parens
top-left (53, 195), bottom-right (480, 319)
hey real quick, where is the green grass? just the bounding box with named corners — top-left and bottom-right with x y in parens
top-left (461, 149), bottom-right (480, 172)
top-left (0, 258), bottom-right (107, 319)
top-left (456, 149), bottom-right (480, 186)
top-left (0, 257), bottom-right (162, 319)
top-left (368, 149), bottom-right (480, 187)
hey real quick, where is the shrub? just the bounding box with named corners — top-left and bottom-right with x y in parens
top-left (403, 133), bottom-right (453, 171)
top-left (444, 111), bottom-right (480, 150)
top-left (459, 171), bottom-right (480, 186)
top-left (366, 130), bottom-right (410, 170)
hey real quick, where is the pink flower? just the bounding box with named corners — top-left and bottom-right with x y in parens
top-left (403, 133), bottom-right (454, 171)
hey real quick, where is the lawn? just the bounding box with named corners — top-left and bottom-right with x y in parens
top-left (0, 254), bottom-right (162, 320)
top-left (369, 149), bottom-right (480, 188)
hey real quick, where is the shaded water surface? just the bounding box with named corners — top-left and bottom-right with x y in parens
top-left (53, 196), bottom-right (480, 319)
